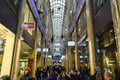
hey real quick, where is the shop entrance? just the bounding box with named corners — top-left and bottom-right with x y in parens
top-left (18, 41), bottom-right (32, 78)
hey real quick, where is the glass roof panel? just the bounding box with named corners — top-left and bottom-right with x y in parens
top-left (54, 12), bottom-right (64, 15)
top-left (51, 2), bottom-right (65, 7)
top-left (53, 14), bottom-right (64, 17)
top-left (53, 18), bottom-right (63, 21)
top-left (53, 16), bottom-right (63, 19)
top-left (54, 14), bottom-right (63, 17)
top-left (50, 0), bottom-right (65, 3)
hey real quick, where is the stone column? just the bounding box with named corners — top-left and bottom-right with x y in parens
top-left (33, 23), bottom-right (38, 77)
top-left (40, 53), bottom-right (44, 67)
top-left (65, 46), bottom-right (69, 72)
top-left (86, 0), bottom-right (96, 76)
top-left (68, 47), bottom-right (72, 71)
top-left (75, 22), bottom-right (79, 70)
top-left (36, 54), bottom-right (41, 67)
top-left (41, 35), bottom-right (45, 67)
top-left (36, 34), bottom-right (44, 68)
top-left (12, 0), bottom-right (26, 80)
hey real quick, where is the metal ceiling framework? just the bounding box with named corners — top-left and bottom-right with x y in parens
top-left (50, 0), bottom-right (66, 59)
top-left (65, 0), bottom-right (85, 44)
top-left (28, 0), bottom-right (50, 47)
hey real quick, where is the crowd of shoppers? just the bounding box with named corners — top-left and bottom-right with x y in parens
top-left (0, 66), bottom-right (114, 80)
top-left (34, 66), bottom-right (113, 80)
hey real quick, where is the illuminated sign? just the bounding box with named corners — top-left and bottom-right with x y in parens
top-left (68, 41), bottom-right (75, 46)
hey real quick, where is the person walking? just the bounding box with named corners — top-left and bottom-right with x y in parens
top-left (58, 71), bottom-right (70, 80)
top-left (48, 71), bottom-right (57, 80)
top-left (20, 68), bottom-right (34, 80)
top-left (42, 67), bottom-right (48, 80)
top-left (104, 71), bottom-right (113, 80)
top-left (36, 67), bottom-right (42, 80)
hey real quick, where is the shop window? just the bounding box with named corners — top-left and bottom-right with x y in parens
top-left (103, 29), bottom-right (115, 47)
top-left (0, 39), bottom-right (5, 73)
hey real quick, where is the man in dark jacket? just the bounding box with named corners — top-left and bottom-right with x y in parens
top-left (36, 67), bottom-right (42, 80)
top-left (20, 68), bottom-right (34, 80)
top-left (42, 67), bottom-right (48, 80)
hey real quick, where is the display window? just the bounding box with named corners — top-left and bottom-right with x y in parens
top-left (18, 2), bottom-right (38, 77)
top-left (0, 23), bottom-right (15, 76)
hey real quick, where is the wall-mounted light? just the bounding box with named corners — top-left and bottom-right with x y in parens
top-left (70, 10), bottom-right (72, 14)
top-left (37, 47), bottom-right (41, 52)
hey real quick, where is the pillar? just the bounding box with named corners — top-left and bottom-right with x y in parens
top-left (61, 59), bottom-right (65, 68)
top-left (41, 35), bottom-right (45, 67)
top-left (36, 34), bottom-right (44, 68)
top-left (65, 46), bottom-right (69, 72)
top-left (68, 47), bottom-right (71, 70)
top-left (12, 0), bottom-right (26, 80)
top-left (75, 22), bottom-right (79, 70)
top-left (40, 53), bottom-right (44, 67)
top-left (47, 57), bottom-right (52, 66)
top-left (36, 54), bottom-right (41, 67)
top-left (67, 54), bottom-right (70, 71)
top-left (69, 53), bottom-right (73, 69)
top-left (86, 0), bottom-right (96, 76)
top-left (28, 23), bottom-right (38, 77)
top-left (71, 52), bottom-right (75, 69)
top-left (45, 48), bottom-right (49, 67)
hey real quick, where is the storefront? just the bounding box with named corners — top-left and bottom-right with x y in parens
top-left (95, 27), bottom-right (118, 79)
top-left (0, 23), bottom-right (15, 76)
top-left (18, 2), bottom-right (37, 77)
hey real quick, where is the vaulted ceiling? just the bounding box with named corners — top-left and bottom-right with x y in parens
top-left (39, 0), bottom-right (77, 61)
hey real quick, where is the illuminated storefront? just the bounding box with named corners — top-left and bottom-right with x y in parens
top-left (0, 23), bottom-right (15, 76)
top-left (95, 27), bottom-right (118, 79)
top-left (18, 2), bottom-right (37, 77)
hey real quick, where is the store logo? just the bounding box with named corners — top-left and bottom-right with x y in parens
top-left (22, 22), bottom-right (35, 30)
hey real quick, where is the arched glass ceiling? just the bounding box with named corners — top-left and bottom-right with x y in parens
top-left (50, 0), bottom-right (66, 41)
top-left (50, 0), bottom-right (65, 57)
